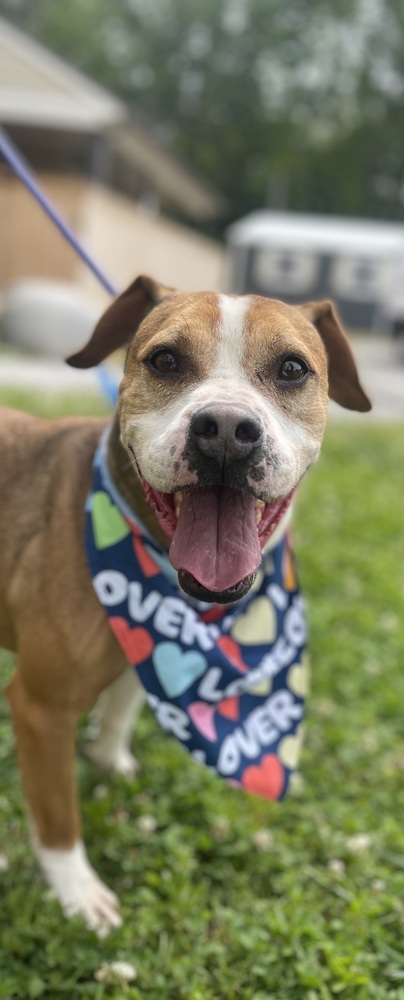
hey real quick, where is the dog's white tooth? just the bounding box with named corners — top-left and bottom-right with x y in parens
top-left (174, 491), bottom-right (183, 520)
top-left (254, 499), bottom-right (265, 509)
top-left (255, 510), bottom-right (262, 526)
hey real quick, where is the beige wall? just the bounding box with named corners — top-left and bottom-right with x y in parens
top-left (0, 173), bottom-right (228, 311)
top-left (0, 173), bottom-right (83, 285)
top-left (75, 183), bottom-right (227, 308)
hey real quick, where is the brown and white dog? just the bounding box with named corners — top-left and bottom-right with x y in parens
top-left (0, 276), bottom-right (370, 935)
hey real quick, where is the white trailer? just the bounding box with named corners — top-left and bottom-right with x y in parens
top-left (227, 210), bottom-right (404, 333)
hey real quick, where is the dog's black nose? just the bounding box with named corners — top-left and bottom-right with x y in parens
top-left (190, 404), bottom-right (263, 464)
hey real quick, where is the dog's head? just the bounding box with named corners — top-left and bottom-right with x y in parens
top-left (67, 276), bottom-right (370, 603)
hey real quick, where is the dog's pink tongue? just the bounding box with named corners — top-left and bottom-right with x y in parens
top-left (169, 487), bottom-right (261, 592)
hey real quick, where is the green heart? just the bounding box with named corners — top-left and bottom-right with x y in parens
top-left (92, 491), bottom-right (130, 549)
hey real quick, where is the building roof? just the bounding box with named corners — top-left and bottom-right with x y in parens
top-left (0, 15), bottom-right (125, 130)
top-left (228, 211), bottom-right (404, 257)
top-left (0, 16), bottom-right (226, 220)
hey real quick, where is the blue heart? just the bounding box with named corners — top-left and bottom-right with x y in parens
top-left (152, 642), bottom-right (207, 698)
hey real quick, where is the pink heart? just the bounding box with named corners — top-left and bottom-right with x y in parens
top-left (188, 702), bottom-right (217, 742)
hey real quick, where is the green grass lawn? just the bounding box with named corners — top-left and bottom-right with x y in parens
top-left (1, 390), bottom-right (404, 1000)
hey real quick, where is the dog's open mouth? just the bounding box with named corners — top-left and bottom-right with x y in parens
top-left (142, 482), bottom-right (294, 603)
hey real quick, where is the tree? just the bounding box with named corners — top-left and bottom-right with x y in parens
top-left (1, 0), bottom-right (404, 228)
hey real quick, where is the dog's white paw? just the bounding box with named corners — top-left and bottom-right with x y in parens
top-left (85, 740), bottom-right (140, 778)
top-left (109, 746), bottom-right (140, 777)
top-left (35, 840), bottom-right (122, 937)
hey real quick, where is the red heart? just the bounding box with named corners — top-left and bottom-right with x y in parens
top-left (133, 537), bottom-right (160, 578)
top-left (217, 696), bottom-right (240, 721)
top-left (217, 635), bottom-right (248, 673)
top-left (124, 516), bottom-right (141, 536)
top-left (242, 754), bottom-right (285, 800)
top-left (200, 605), bottom-right (228, 624)
top-left (109, 617), bottom-right (154, 666)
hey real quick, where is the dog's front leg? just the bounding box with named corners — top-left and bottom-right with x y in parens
top-left (6, 671), bottom-right (121, 937)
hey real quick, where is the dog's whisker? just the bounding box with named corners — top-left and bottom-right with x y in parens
top-left (125, 444), bottom-right (142, 479)
top-left (122, 458), bottom-right (137, 473)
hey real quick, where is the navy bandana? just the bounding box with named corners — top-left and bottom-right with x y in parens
top-left (85, 432), bottom-right (308, 801)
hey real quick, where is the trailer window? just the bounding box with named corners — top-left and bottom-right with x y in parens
top-left (331, 256), bottom-right (391, 300)
top-left (252, 248), bottom-right (317, 294)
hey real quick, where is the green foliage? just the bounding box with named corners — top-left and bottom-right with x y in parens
top-left (1, 0), bottom-right (404, 224)
top-left (0, 387), bottom-right (111, 418)
top-left (0, 390), bottom-right (404, 996)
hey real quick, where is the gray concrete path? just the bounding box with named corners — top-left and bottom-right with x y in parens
top-left (0, 355), bottom-right (118, 395)
top-left (328, 335), bottom-right (404, 422)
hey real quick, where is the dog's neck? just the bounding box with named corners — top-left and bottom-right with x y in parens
top-left (106, 417), bottom-right (170, 551)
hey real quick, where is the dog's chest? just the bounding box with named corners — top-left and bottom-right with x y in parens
top-left (85, 433), bottom-right (308, 801)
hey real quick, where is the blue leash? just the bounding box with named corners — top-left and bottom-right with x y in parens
top-left (0, 126), bottom-right (119, 404)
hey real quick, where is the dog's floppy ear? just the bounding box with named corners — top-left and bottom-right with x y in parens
top-left (66, 275), bottom-right (175, 368)
top-left (300, 300), bottom-right (371, 412)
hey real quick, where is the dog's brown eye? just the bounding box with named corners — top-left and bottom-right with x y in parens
top-left (278, 357), bottom-right (308, 381)
top-left (149, 350), bottom-right (179, 374)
